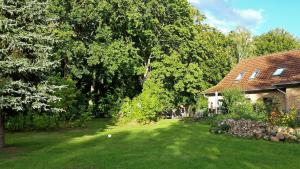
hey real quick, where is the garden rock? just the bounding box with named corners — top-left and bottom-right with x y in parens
top-left (276, 133), bottom-right (285, 141)
top-left (271, 136), bottom-right (279, 142)
top-left (214, 118), bottom-right (300, 143)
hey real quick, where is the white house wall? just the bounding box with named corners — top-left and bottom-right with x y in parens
top-left (208, 96), bottom-right (224, 109)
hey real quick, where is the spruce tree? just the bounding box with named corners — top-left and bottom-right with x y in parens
top-left (0, 0), bottom-right (62, 148)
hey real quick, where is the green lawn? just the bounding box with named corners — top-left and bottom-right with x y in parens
top-left (1, 119), bottom-right (300, 169)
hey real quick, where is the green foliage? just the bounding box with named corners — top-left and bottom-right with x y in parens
top-left (5, 110), bottom-right (92, 131)
top-left (213, 110), bottom-right (267, 123)
top-left (230, 100), bottom-right (254, 116)
top-left (221, 88), bottom-right (267, 122)
top-left (49, 0), bottom-right (199, 116)
top-left (50, 0), bottom-right (233, 119)
top-left (48, 75), bottom-right (88, 121)
top-left (118, 95), bottom-right (160, 123)
top-left (222, 88), bottom-right (246, 114)
top-left (269, 110), bottom-right (299, 127)
top-left (0, 0), bottom-right (63, 117)
top-left (254, 99), bottom-right (268, 114)
top-left (210, 122), bottom-right (230, 134)
top-left (150, 51), bottom-right (204, 107)
top-left (5, 113), bottom-right (60, 131)
top-left (70, 111), bottom-right (93, 128)
top-left (146, 25), bottom-right (232, 114)
top-left (195, 96), bottom-right (208, 112)
top-left (117, 80), bottom-right (169, 123)
top-left (228, 27), bottom-right (255, 62)
top-left (5, 114), bottom-right (31, 131)
top-left (253, 28), bottom-right (300, 56)
top-left (227, 27), bottom-right (299, 61)
top-left (193, 25), bottom-right (233, 89)
top-left (31, 114), bottom-right (60, 130)
top-left (254, 98), bottom-right (280, 116)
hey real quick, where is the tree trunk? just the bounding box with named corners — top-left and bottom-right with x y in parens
top-left (142, 55), bottom-right (153, 83)
top-left (0, 115), bottom-right (4, 148)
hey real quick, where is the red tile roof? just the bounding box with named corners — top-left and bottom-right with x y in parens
top-left (204, 50), bottom-right (300, 94)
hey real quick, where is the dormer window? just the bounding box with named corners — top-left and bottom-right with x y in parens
top-left (235, 72), bottom-right (245, 81)
top-left (273, 68), bottom-right (285, 76)
top-left (249, 70), bottom-right (260, 80)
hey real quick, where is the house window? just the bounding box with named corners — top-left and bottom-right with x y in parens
top-left (235, 72), bottom-right (245, 81)
top-left (249, 70), bottom-right (260, 80)
top-left (272, 68), bottom-right (285, 76)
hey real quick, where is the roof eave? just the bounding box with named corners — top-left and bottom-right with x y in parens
top-left (272, 81), bottom-right (300, 87)
top-left (204, 82), bottom-right (300, 96)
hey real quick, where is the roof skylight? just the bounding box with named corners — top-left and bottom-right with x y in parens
top-left (235, 72), bottom-right (244, 81)
top-left (272, 68), bottom-right (285, 76)
top-left (249, 70), bottom-right (260, 80)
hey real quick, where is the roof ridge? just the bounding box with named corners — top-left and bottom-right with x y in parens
top-left (240, 49), bottom-right (300, 62)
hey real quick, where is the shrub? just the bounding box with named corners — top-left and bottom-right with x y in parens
top-left (5, 75), bottom-right (92, 131)
top-left (254, 99), bottom-right (268, 114)
top-left (191, 96), bottom-right (209, 120)
top-left (221, 88), bottom-right (267, 122)
top-left (195, 96), bottom-right (208, 112)
top-left (48, 75), bottom-right (88, 122)
top-left (269, 109), bottom-right (298, 127)
top-left (289, 118), bottom-right (300, 128)
top-left (222, 88), bottom-right (245, 114)
top-left (269, 112), bottom-right (283, 125)
top-left (117, 90), bottom-right (164, 123)
top-left (213, 111), bottom-right (267, 124)
top-left (96, 91), bottom-right (124, 117)
top-left (266, 97), bottom-right (281, 113)
top-left (5, 111), bottom-right (93, 131)
top-left (32, 114), bottom-right (60, 130)
top-left (5, 113), bottom-right (60, 131)
top-left (116, 80), bottom-right (171, 123)
top-left (231, 100), bottom-right (254, 115)
top-left (70, 111), bottom-right (93, 128)
top-left (210, 121), bottom-right (231, 134)
top-left (5, 114), bottom-right (31, 131)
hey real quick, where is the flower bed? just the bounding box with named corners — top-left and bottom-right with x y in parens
top-left (211, 118), bottom-right (300, 142)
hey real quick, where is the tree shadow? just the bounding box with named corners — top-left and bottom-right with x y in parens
top-left (0, 119), bottom-right (115, 157)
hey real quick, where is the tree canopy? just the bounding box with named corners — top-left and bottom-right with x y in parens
top-left (49, 0), bottom-right (232, 118)
top-left (228, 27), bottom-right (255, 62)
top-left (253, 28), bottom-right (300, 56)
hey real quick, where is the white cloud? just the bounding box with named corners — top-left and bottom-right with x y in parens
top-left (204, 12), bottom-right (232, 34)
top-left (189, 0), bottom-right (264, 34)
top-left (188, 0), bottom-right (200, 4)
top-left (233, 9), bottom-right (263, 25)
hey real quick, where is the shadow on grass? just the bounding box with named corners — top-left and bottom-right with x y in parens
top-left (0, 118), bottom-right (114, 155)
top-left (1, 119), bottom-right (300, 169)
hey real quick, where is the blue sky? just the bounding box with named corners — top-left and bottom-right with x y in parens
top-left (189, 0), bottom-right (300, 37)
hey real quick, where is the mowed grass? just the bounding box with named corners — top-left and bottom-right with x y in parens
top-left (1, 119), bottom-right (300, 169)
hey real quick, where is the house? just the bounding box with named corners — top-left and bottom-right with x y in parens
top-left (204, 50), bottom-right (300, 113)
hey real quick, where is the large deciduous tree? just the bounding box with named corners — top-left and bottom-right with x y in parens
top-left (149, 25), bottom-right (232, 109)
top-left (228, 27), bottom-right (255, 62)
top-left (118, 10), bottom-right (233, 121)
top-left (48, 0), bottom-right (233, 121)
top-left (50, 0), bottom-right (205, 116)
top-left (0, 0), bottom-right (62, 148)
top-left (253, 28), bottom-right (300, 56)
